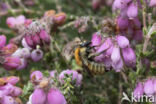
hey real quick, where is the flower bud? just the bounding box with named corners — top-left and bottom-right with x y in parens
top-left (32, 34), bottom-right (41, 46)
top-left (47, 88), bottom-right (67, 104)
top-left (116, 16), bottom-right (129, 30)
top-left (0, 35), bottom-right (6, 48)
top-left (133, 82), bottom-right (144, 99)
top-left (32, 88), bottom-right (46, 104)
top-left (116, 35), bottom-right (129, 48)
top-left (131, 17), bottom-right (141, 29)
top-left (31, 49), bottom-right (43, 62)
top-left (54, 12), bottom-right (66, 25)
top-left (133, 30), bottom-right (143, 42)
top-left (6, 17), bottom-right (16, 28)
top-left (39, 30), bottom-right (50, 44)
top-left (122, 47), bottom-right (136, 67)
top-left (149, 0), bottom-right (156, 7)
top-left (127, 3), bottom-right (138, 19)
top-left (2, 43), bottom-right (18, 56)
top-left (3, 57), bottom-right (21, 70)
top-left (144, 79), bottom-right (154, 96)
top-left (111, 46), bottom-right (121, 63)
top-left (25, 35), bottom-right (35, 48)
top-left (92, 0), bottom-right (101, 10)
top-left (30, 71), bottom-right (43, 83)
top-left (6, 76), bottom-right (19, 85)
top-left (113, 0), bottom-right (130, 10)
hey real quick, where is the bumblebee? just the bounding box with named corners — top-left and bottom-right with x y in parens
top-left (74, 41), bottom-right (107, 75)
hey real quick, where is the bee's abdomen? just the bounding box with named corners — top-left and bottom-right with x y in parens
top-left (82, 58), bottom-right (105, 74)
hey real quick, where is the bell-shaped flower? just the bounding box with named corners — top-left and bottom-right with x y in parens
top-left (47, 88), bottom-right (67, 104)
top-left (122, 47), bottom-right (136, 67)
top-left (32, 88), bottom-right (46, 104)
top-left (116, 35), bottom-right (129, 48)
top-left (133, 82), bottom-right (144, 99)
top-left (127, 3), bottom-right (138, 19)
top-left (31, 49), bottom-right (43, 62)
top-left (144, 79), bottom-right (154, 96)
top-left (3, 57), bottom-right (21, 70)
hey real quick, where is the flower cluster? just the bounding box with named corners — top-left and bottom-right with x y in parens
top-left (133, 77), bottom-right (156, 100)
top-left (0, 76), bottom-right (22, 104)
top-left (113, 0), bottom-right (143, 42)
top-left (0, 34), bottom-right (44, 71)
top-left (91, 32), bottom-right (136, 72)
top-left (28, 69), bottom-right (82, 104)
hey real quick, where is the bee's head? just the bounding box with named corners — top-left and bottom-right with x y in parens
top-left (80, 41), bottom-right (91, 48)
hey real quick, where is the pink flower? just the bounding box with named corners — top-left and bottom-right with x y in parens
top-left (149, 0), bottom-right (156, 7)
top-left (111, 46), bottom-right (121, 63)
top-left (32, 88), bottom-right (46, 104)
top-left (39, 30), bottom-right (50, 44)
top-left (6, 15), bottom-right (26, 28)
top-left (92, 0), bottom-right (101, 10)
top-left (144, 79), bottom-right (154, 96)
top-left (32, 34), bottom-right (41, 46)
top-left (2, 43), bottom-right (18, 56)
top-left (3, 57), bottom-right (21, 70)
top-left (122, 47), bottom-right (136, 67)
top-left (0, 35), bottom-right (6, 48)
top-left (113, 0), bottom-right (130, 10)
top-left (6, 17), bottom-right (16, 28)
top-left (25, 35), bottom-right (35, 48)
top-left (91, 32), bottom-right (102, 47)
top-left (133, 30), bottom-right (143, 42)
top-left (30, 71), bottom-right (43, 83)
top-left (116, 35), bottom-right (129, 48)
top-left (97, 38), bottom-right (112, 53)
top-left (116, 16), bottom-right (129, 30)
top-left (127, 3), bottom-right (138, 19)
top-left (47, 88), bottom-right (67, 104)
top-left (133, 82), bottom-right (144, 99)
top-left (31, 49), bottom-right (43, 62)
top-left (6, 76), bottom-right (19, 85)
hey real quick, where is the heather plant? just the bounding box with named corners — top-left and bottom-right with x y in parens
top-left (0, 0), bottom-right (156, 104)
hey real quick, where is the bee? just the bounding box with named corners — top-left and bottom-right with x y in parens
top-left (74, 41), bottom-right (108, 75)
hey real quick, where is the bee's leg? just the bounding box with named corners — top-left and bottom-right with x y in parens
top-left (88, 50), bottom-right (107, 59)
